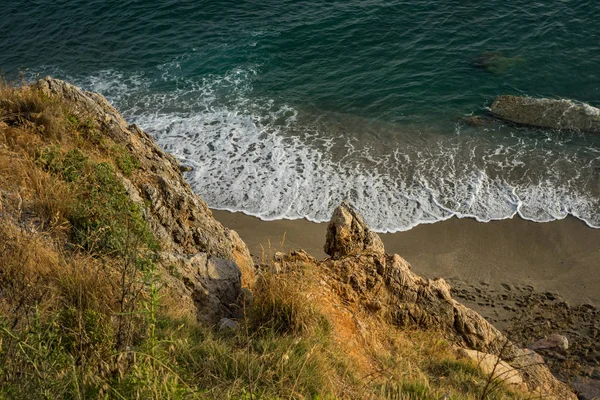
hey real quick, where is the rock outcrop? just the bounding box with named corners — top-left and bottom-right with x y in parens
top-left (324, 201), bottom-right (384, 259)
top-left (490, 95), bottom-right (600, 133)
top-left (37, 77), bottom-right (254, 323)
top-left (316, 203), bottom-right (576, 399)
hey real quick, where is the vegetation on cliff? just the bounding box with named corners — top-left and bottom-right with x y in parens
top-left (0, 79), bottom-right (570, 399)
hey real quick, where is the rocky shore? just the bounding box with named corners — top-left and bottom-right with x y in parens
top-left (2, 77), bottom-right (595, 399)
top-left (452, 279), bottom-right (600, 397)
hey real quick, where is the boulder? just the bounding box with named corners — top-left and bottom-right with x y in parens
top-left (319, 202), bottom-right (576, 399)
top-left (572, 378), bottom-right (600, 400)
top-left (490, 95), bottom-right (600, 133)
top-left (458, 348), bottom-right (525, 389)
top-left (218, 318), bottom-right (239, 331)
top-left (530, 334), bottom-right (569, 351)
top-left (324, 201), bottom-right (385, 259)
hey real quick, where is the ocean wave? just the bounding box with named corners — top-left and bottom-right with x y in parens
top-left (43, 66), bottom-right (600, 232)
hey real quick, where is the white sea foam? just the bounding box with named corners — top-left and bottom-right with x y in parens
top-left (57, 67), bottom-right (600, 232)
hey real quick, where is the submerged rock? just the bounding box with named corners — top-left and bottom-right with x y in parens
top-left (454, 115), bottom-right (496, 127)
top-left (473, 51), bottom-right (525, 74)
top-left (490, 95), bottom-right (600, 133)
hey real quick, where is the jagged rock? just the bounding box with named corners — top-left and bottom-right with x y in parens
top-left (324, 201), bottom-right (384, 259)
top-left (318, 202), bottom-right (576, 399)
top-left (37, 77), bottom-right (255, 323)
top-left (490, 95), bottom-right (600, 133)
top-left (458, 348), bottom-right (525, 389)
top-left (270, 249), bottom-right (318, 274)
top-left (530, 334), bottom-right (569, 351)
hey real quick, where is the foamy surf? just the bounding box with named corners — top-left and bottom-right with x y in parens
top-left (58, 67), bottom-right (600, 233)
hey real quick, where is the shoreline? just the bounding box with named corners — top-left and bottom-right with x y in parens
top-left (213, 209), bottom-right (600, 306)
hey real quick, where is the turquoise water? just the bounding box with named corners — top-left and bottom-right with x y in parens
top-left (1, 0), bottom-right (599, 231)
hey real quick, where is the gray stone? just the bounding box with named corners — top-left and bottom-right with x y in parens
top-left (490, 95), bottom-right (600, 134)
top-left (218, 318), bottom-right (239, 331)
top-left (206, 257), bottom-right (241, 281)
top-left (572, 378), bottom-right (600, 400)
top-left (530, 334), bottom-right (569, 351)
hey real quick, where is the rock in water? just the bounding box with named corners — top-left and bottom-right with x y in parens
top-left (324, 201), bottom-right (385, 259)
top-left (490, 95), bottom-right (600, 134)
top-left (473, 52), bottom-right (525, 74)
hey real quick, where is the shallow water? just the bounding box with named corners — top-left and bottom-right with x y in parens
top-left (1, 0), bottom-right (599, 231)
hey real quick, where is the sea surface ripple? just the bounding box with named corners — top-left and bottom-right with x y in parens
top-left (1, 0), bottom-right (599, 231)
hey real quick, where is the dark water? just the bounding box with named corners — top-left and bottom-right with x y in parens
top-left (1, 0), bottom-right (599, 231)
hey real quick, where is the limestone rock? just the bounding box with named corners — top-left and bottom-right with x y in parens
top-left (530, 334), bottom-right (569, 351)
top-left (458, 348), bottom-right (525, 389)
top-left (317, 204), bottom-right (576, 399)
top-left (37, 77), bottom-right (255, 323)
top-left (490, 95), bottom-right (600, 133)
top-left (324, 201), bottom-right (384, 259)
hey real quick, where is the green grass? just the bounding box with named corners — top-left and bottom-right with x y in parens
top-left (0, 80), bottom-right (533, 400)
top-left (36, 144), bottom-right (156, 255)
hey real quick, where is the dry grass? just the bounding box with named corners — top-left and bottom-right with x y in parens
top-left (0, 80), bottom-right (158, 398)
top-left (251, 266), bottom-right (328, 336)
top-left (0, 80), bottom-right (67, 142)
top-left (0, 80), bottom-right (533, 399)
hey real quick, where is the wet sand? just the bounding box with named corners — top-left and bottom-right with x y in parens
top-left (213, 210), bottom-right (600, 306)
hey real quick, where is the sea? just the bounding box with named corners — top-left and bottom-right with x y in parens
top-left (1, 0), bottom-right (599, 232)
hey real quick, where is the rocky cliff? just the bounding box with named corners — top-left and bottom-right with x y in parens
top-left (36, 77), bottom-right (254, 323)
top-left (3, 78), bottom-right (578, 398)
top-left (275, 202), bottom-right (577, 399)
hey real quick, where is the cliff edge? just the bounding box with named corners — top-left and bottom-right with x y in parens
top-left (0, 78), bottom-right (579, 399)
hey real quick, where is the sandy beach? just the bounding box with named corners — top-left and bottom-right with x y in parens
top-left (213, 210), bottom-right (600, 307)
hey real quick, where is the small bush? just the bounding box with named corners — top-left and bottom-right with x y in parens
top-left (112, 144), bottom-right (140, 176)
